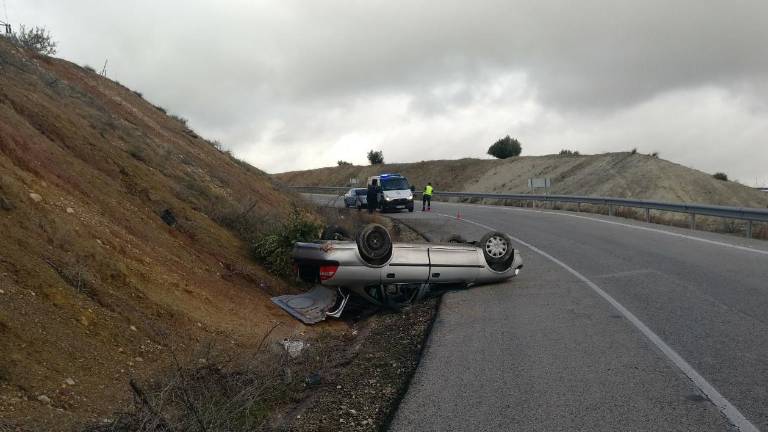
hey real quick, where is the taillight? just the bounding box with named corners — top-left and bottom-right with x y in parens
top-left (319, 264), bottom-right (339, 281)
top-left (292, 263), bottom-right (299, 275)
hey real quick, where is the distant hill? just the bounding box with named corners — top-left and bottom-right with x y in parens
top-left (0, 37), bottom-right (303, 430)
top-left (275, 153), bottom-right (768, 208)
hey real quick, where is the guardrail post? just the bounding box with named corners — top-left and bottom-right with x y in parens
top-left (576, 202), bottom-right (581, 213)
top-left (689, 213), bottom-right (696, 230)
top-left (608, 204), bottom-right (614, 217)
top-left (747, 220), bottom-right (753, 239)
top-left (644, 208), bottom-right (650, 223)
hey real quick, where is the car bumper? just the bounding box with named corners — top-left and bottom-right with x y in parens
top-left (382, 198), bottom-right (414, 210)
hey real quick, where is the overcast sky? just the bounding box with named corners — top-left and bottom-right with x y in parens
top-left (9, 0), bottom-right (768, 184)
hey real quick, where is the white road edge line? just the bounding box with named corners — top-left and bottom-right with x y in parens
top-left (444, 201), bottom-right (768, 257)
top-left (438, 212), bottom-right (760, 432)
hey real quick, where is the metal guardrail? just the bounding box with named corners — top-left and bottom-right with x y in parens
top-left (292, 186), bottom-right (768, 238)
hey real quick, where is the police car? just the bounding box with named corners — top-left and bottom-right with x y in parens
top-left (367, 173), bottom-right (414, 212)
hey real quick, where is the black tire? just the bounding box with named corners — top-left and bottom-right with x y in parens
top-left (479, 231), bottom-right (514, 265)
top-left (408, 205), bottom-right (414, 212)
top-left (444, 234), bottom-right (467, 244)
top-left (321, 225), bottom-right (352, 241)
top-left (356, 224), bottom-right (392, 266)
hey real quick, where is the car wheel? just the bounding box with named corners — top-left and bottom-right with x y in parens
top-left (480, 231), bottom-right (514, 265)
top-left (356, 224), bottom-right (392, 266)
top-left (321, 225), bottom-right (352, 241)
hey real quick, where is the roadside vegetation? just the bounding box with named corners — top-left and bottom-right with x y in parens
top-left (487, 135), bottom-right (522, 159)
top-left (251, 208), bottom-right (323, 277)
top-left (559, 149), bottom-right (580, 156)
top-left (367, 150), bottom-right (384, 165)
top-left (6, 24), bottom-right (57, 55)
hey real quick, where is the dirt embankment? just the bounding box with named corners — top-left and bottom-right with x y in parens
top-left (275, 153), bottom-right (768, 208)
top-left (0, 37), bottom-right (316, 430)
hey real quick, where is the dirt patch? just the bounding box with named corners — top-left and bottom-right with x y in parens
top-left (0, 38), bottom-right (312, 431)
top-left (275, 298), bottom-right (438, 432)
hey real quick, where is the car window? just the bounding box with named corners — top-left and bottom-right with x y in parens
top-left (381, 178), bottom-right (409, 191)
top-left (355, 189), bottom-right (366, 195)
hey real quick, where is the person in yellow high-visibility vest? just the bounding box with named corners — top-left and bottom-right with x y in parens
top-left (422, 182), bottom-right (433, 211)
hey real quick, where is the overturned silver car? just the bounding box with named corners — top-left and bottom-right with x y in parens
top-left (272, 224), bottom-right (523, 324)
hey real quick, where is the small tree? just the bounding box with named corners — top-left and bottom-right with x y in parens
top-left (713, 172), bottom-right (728, 181)
top-left (559, 149), bottom-right (580, 156)
top-left (12, 25), bottom-right (57, 56)
top-left (367, 150), bottom-right (384, 165)
top-left (487, 136), bottom-right (522, 159)
top-left (337, 160), bottom-right (352, 166)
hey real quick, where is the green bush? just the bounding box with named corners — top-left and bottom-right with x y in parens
top-left (252, 208), bottom-right (322, 277)
top-left (487, 136), bottom-right (522, 159)
top-left (170, 114), bottom-right (188, 126)
top-left (713, 172), bottom-right (728, 181)
top-left (559, 149), bottom-right (580, 156)
top-left (367, 150), bottom-right (384, 165)
top-left (10, 25), bottom-right (57, 56)
top-left (337, 160), bottom-right (352, 166)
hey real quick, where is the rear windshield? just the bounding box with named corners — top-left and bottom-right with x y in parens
top-left (381, 177), bottom-right (410, 191)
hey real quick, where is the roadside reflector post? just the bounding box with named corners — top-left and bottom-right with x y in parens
top-left (645, 208), bottom-right (651, 223)
top-left (608, 204), bottom-right (614, 217)
top-left (746, 220), bottom-right (753, 239)
top-left (689, 213), bottom-right (696, 231)
top-left (576, 202), bottom-right (580, 212)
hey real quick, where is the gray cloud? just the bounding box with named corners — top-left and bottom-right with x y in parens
top-left (10, 0), bottom-right (768, 183)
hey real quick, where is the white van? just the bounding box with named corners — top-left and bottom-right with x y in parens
top-left (367, 173), bottom-right (414, 212)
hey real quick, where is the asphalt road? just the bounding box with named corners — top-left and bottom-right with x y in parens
top-left (308, 195), bottom-right (768, 431)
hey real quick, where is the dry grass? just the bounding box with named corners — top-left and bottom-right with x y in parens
top-left (84, 330), bottom-right (348, 432)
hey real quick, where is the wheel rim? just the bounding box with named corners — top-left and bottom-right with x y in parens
top-left (485, 235), bottom-right (508, 258)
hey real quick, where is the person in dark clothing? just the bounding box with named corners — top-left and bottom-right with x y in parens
top-left (367, 179), bottom-right (379, 213)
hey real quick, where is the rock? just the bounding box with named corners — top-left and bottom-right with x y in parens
top-left (305, 372), bottom-right (321, 386)
top-left (37, 395), bottom-right (51, 404)
top-left (160, 209), bottom-right (177, 227)
top-left (0, 289), bottom-right (4, 294)
top-left (129, 325), bottom-right (137, 332)
top-left (65, 207), bottom-right (75, 214)
top-left (64, 378), bottom-right (75, 386)
top-left (29, 193), bottom-right (42, 203)
top-left (281, 339), bottom-right (306, 358)
top-left (0, 196), bottom-right (13, 210)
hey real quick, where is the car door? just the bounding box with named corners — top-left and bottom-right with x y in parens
top-left (428, 245), bottom-right (481, 284)
top-left (381, 245), bottom-right (430, 283)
